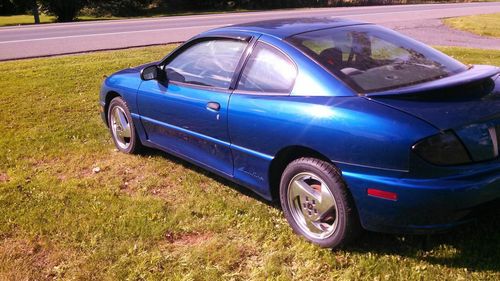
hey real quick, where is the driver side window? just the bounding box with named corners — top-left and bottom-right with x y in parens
top-left (165, 39), bottom-right (247, 89)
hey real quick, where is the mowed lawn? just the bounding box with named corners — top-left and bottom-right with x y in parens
top-left (0, 14), bottom-right (124, 26)
top-left (444, 13), bottom-right (500, 38)
top-left (0, 14), bottom-right (55, 26)
top-left (0, 45), bottom-right (500, 280)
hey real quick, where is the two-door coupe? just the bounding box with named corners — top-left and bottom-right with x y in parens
top-left (100, 18), bottom-right (500, 248)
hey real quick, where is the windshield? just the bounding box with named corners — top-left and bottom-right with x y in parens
top-left (286, 25), bottom-right (467, 93)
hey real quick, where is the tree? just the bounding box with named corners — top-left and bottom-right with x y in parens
top-left (0, 0), bottom-right (15, 15)
top-left (1, 0), bottom-right (33, 15)
top-left (39, 0), bottom-right (87, 22)
top-left (86, 0), bottom-right (153, 17)
top-left (31, 0), bottom-right (39, 24)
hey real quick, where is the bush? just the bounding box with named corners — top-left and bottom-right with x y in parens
top-left (0, 0), bottom-right (33, 15)
top-left (86, 0), bottom-right (154, 17)
top-left (39, 0), bottom-right (87, 22)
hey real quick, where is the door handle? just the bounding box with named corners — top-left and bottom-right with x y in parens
top-left (206, 102), bottom-right (220, 111)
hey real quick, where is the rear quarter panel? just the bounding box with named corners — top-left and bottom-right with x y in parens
top-left (228, 95), bottom-right (439, 198)
top-left (228, 35), bottom-right (439, 199)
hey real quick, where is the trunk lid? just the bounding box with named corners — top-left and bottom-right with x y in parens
top-left (368, 65), bottom-right (500, 130)
top-left (368, 65), bottom-right (500, 163)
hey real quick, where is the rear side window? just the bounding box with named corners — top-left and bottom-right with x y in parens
top-left (237, 42), bottom-right (297, 94)
top-left (165, 39), bottom-right (247, 89)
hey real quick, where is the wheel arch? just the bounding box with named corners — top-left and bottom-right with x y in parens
top-left (103, 91), bottom-right (122, 126)
top-left (268, 145), bottom-right (333, 202)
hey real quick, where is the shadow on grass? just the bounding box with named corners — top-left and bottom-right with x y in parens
top-left (140, 147), bottom-right (500, 272)
top-left (349, 205), bottom-right (500, 272)
top-left (139, 147), bottom-right (275, 207)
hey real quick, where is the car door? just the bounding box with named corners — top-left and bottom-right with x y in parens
top-left (137, 38), bottom-right (249, 176)
top-left (228, 41), bottom-right (299, 197)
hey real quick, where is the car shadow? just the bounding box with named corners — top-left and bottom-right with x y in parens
top-left (139, 147), bottom-right (277, 207)
top-left (345, 202), bottom-right (500, 272)
top-left (140, 147), bottom-right (500, 272)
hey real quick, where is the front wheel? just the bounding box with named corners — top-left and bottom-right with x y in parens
top-left (279, 158), bottom-right (361, 248)
top-left (107, 97), bottom-right (142, 154)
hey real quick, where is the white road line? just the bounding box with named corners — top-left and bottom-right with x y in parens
top-left (3, 6), bottom-right (499, 44)
top-left (0, 2), bottom-right (495, 32)
top-left (0, 3), bottom-right (498, 45)
top-left (3, 5), bottom-right (499, 44)
top-left (0, 24), bottom-right (224, 44)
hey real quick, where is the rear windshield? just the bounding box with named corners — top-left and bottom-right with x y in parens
top-left (286, 25), bottom-right (467, 93)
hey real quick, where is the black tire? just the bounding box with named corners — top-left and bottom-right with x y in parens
top-left (107, 97), bottom-right (143, 154)
top-left (279, 157), bottom-right (361, 248)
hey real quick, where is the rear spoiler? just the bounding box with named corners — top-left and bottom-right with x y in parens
top-left (366, 65), bottom-right (500, 97)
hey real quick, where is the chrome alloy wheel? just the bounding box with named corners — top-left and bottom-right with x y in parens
top-left (110, 106), bottom-right (132, 150)
top-left (287, 172), bottom-right (339, 239)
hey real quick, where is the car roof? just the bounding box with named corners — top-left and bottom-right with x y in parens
top-left (214, 17), bottom-right (369, 39)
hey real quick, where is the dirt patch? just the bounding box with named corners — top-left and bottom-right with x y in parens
top-left (148, 182), bottom-right (176, 200)
top-left (164, 231), bottom-right (213, 246)
top-left (117, 169), bottom-right (148, 196)
top-left (0, 173), bottom-right (9, 183)
top-left (0, 237), bottom-right (65, 280)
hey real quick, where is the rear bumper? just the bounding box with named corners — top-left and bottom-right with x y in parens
top-left (342, 166), bottom-right (500, 234)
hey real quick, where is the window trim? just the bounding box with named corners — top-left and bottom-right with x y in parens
top-left (158, 35), bottom-right (254, 91)
top-left (232, 40), bottom-right (299, 96)
top-left (167, 80), bottom-right (233, 94)
top-left (229, 35), bottom-right (260, 90)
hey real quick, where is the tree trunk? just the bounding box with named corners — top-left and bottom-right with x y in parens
top-left (32, 0), bottom-right (40, 24)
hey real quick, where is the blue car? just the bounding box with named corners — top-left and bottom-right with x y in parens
top-left (100, 18), bottom-right (500, 248)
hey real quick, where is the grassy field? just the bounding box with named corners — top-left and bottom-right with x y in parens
top-left (444, 13), bottom-right (500, 38)
top-left (0, 14), bottom-right (124, 26)
top-left (0, 45), bottom-right (500, 280)
top-left (0, 14), bottom-right (55, 26)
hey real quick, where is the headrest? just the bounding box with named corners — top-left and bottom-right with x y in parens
top-left (319, 47), bottom-right (343, 67)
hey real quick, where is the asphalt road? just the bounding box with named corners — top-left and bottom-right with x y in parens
top-left (1, 2), bottom-right (500, 61)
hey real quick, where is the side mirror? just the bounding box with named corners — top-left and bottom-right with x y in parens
top-left (140, 65), bottom-right (163, 81)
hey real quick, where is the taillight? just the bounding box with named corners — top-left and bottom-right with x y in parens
top-left (412, 130), bottom-right (472, 166)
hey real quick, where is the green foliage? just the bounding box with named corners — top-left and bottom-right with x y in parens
top-left (0, 0), bottom-right (33, 15)
top-left (0, 0), bottom-right (17, 15)
top-left (38, 0), bottom-right (86, 22)
top-left (86, 0), bottom-right (153, 17)
top-left (0, 44), bottom-right (499, 279)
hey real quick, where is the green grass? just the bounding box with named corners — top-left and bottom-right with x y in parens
top-left (444, 13), bottom-right (500, 38)
top-left (0, 14), bottom-right (123, 26)
top-left (0, 14), bottom-right (55, 26)
top-left (0, 45), bottom-right (500, 280)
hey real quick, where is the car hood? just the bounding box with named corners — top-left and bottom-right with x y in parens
top-left (111, 61), bottom-right (159, 76)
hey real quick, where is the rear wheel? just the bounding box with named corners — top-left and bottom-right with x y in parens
top-left (108, 97), bottom-right (142, 154)
top-left (279, 157), bottom-right (360, 248)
